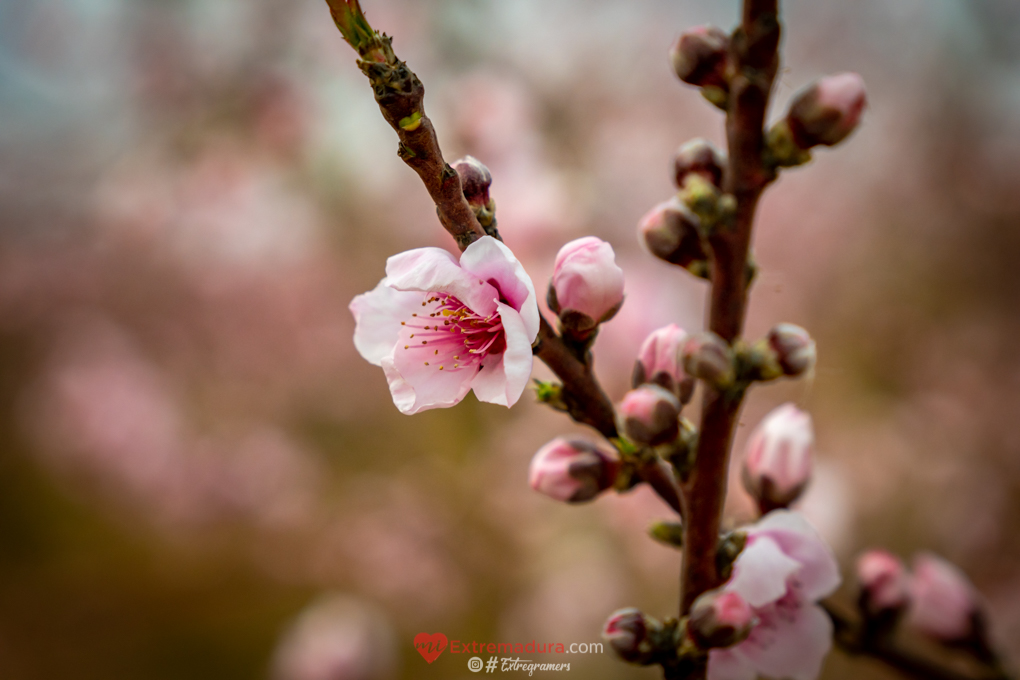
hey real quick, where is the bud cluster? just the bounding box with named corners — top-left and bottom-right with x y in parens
top-left (854, 550), bottom-right (988, 645)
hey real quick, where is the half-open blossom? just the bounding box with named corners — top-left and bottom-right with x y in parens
top-left (350, 236), bottom-right (538, 414)
top-left (528, 438), bottom-right (620, 503)
top-left (907, 553), bottom-right (979, 642)
top-left (549, 236), bottom-right (624, 328)
top-left (708, 510), bottom-right (841, 680)
top-left (742, 404), bottom-right (814, 512)
top-left (856, 549), bottom-right (909, 614)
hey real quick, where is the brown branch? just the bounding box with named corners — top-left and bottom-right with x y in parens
top-left (822, 600), bottom-right (1014, 680)
top-left (325, 0), bottom-right (485, 250)
top-left (534, 317), bottom-right (684, 516)
top-left (679, 0), bottom-right (781, 613)
top-left (325, 3), bottom-right (686, 516)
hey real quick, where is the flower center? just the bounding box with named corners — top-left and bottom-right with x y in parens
top-left (401, 293), bottom-right (505, 372)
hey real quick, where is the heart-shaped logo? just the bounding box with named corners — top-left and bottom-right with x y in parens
top-left (413, 632), bottom-right (448, 664)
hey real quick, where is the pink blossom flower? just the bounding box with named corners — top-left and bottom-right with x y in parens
top-left (708, 510), bottom-right (841, 680)
top-left (350, 236), bottom-right (539, 414)
top-left (907, 552), bottom-right (978, 641)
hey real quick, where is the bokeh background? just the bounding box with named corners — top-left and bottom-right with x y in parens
top-left (0, 0), bottom-right (1018, 678)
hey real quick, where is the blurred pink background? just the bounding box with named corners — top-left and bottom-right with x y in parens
top-left (0, 0), bottom-right (1018, 678)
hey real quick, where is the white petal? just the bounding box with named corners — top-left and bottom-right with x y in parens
top-left (726, 536), bottom-right (801, 608)
top-left (469, 303), bottom-right (534, 407)
top-left (350, 280), bottom-right (425, 366)
top-left (755, 511), bottom-right (841, 601)
top-left (385, 246), bottom-right (500, 317)
top-left (707, 648), bottom-right (756, 680)
top-left (458, 236), bottom-right (539, 341)
top-left (386, 325), bottom-right (474, 414)
top-left (742, 603), bottom-right (833, 680)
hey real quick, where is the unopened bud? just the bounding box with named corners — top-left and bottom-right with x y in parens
top-left (687, 590), bottom-right (755, 650)
top-left (786, 72), bottom-right (867, 149)
top-left (681, 332), bottom-right (735, 389)
top-left (742, 403), bottom-right (814, 512)
top-left (529, 438), bottom-right (620, 503)
top-left (767, 323), bottom-right (816, 377)
top-left (603, 609), bottom-right (659, 665)
top-left (856, 550), bottom-right (909, 615)
top-left (618, 385), bottom-right (681, 446)
top-left (632, 324), bottom-right (694, 402)
top-left (670, 26), bottom-right (730, 89)
top-left (637, 199), bottom-right (708, 276)
top-left (452, 155), bottom-right (492, 208)
top-left (907, 553), bottom-right (979, 642)
top-left (549, 237), bottom-right (625, 331)
top-left (674, 139), bottom-right (725, 189)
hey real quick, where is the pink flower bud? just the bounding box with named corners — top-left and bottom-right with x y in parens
top-left (529, 438), bottom-right (620, 504)
top-left (674, 138), bottom-right (725, 189)
top-left (632, 324), bottom-right (694, 402)
top-left (907, 553), bottom-right (979, 642)
top-left (637, 199), bottom-right (707, 273)
top-left (549, 237), bottom-right (625, 329)
top-left (618, 385), bottom-right (681, 446)
top-left (787, 72), bottom-right (867, 148)
top-left (603, 608), bottom-right (657, 664)
top-left (681, 332), bottom-right (735, 389)
top-left (741, 404), bottom-right (814, 512)
top-left (688, 590), bottom-right (755, 649)
top-left (452, 155), bottom-right (492, 209)
top-left (767, 323), bottom-right (816, 377)
top-left (856, 550), bottom-right (910, 614)
top-left (670, 26), bottom-right (730, 88)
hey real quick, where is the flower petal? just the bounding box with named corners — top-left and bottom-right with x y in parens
top-left (385, 246), bottom-right (500, 317)
top-left (707, 648), bottom-right (756, 680)
top-left (350, 280), bottom-right (425, 366)
top-left (739, 602), bottom-right (833, 680)
top-left (386, 325), bottom-right (474, 414)
top-left (726, 536), bottom-right (801, 608)
top-left (754, 510), bottom-right (841, 601)
top-left (470, 302), bottom-right (534, 407)
top-left (458, 236), bottom-right (539, 340)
